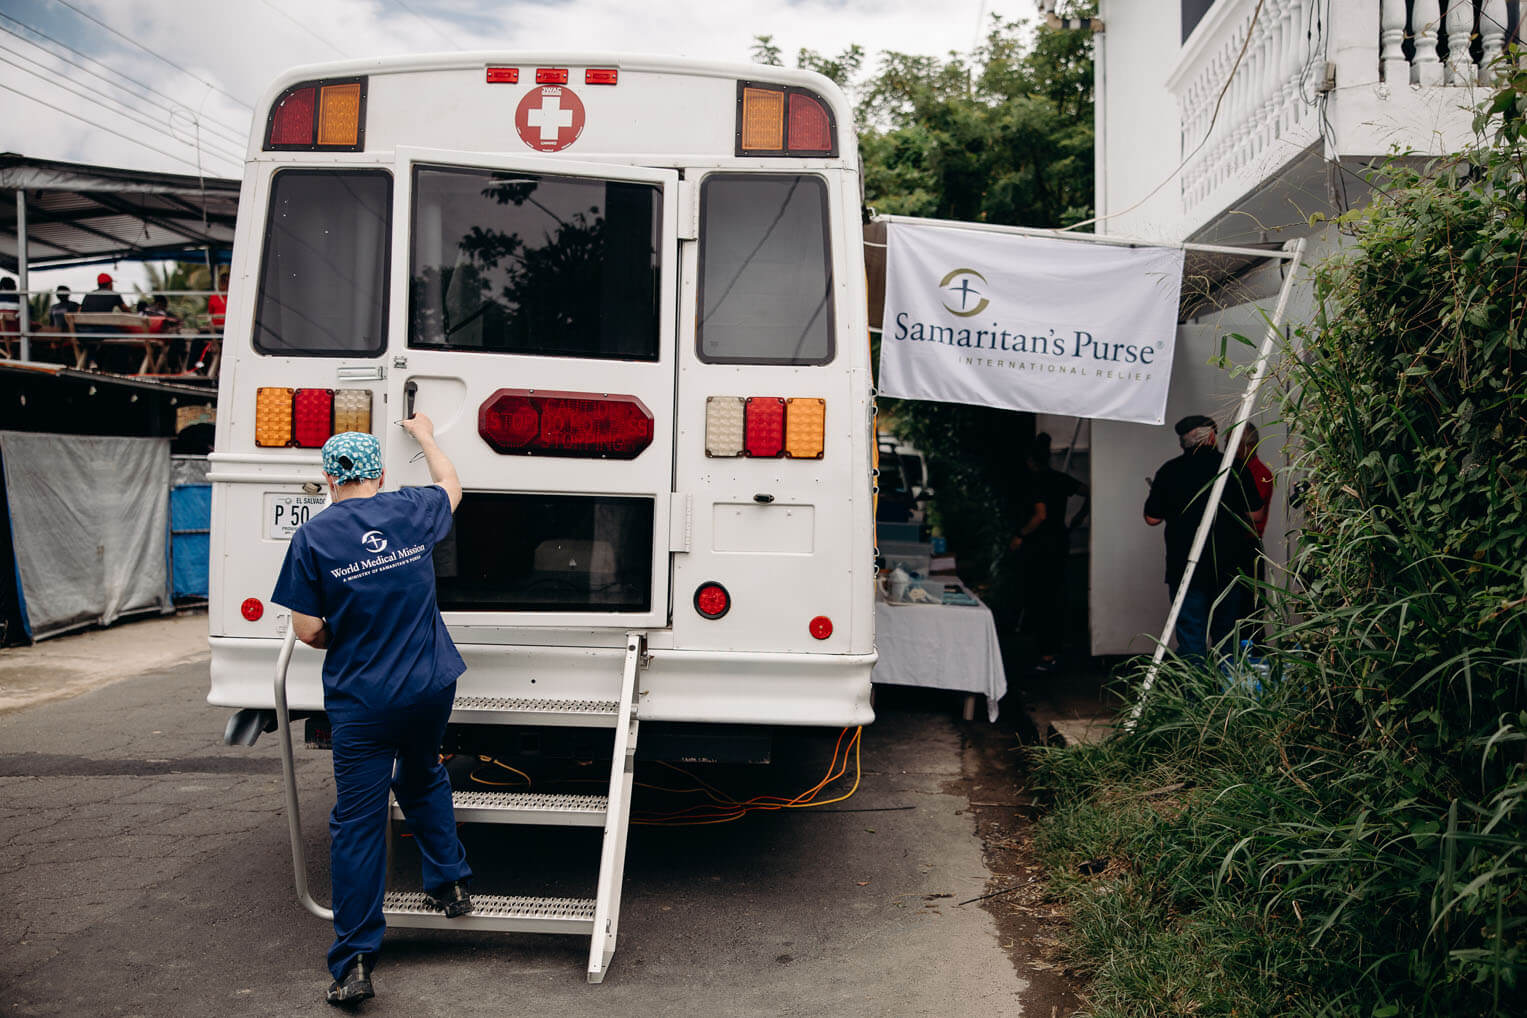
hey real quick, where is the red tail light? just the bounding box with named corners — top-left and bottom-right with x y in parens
top-left (478, 389), bottom-right (654, 459)
top-left (292, 388), bottom-right (334, 448)
top-left (241, 598), bottom-right (264, 621)
top-left (268, 86), bottom-right (316, 146)
top-left (694, 582), bottom-right (730, 619)
top-left (788, 92), bottom-right (832, 152)
top-left (744, 397), bottom-right (785, 457)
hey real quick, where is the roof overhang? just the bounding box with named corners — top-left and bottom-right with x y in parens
top-left (0, 153), bottom-right (241, 273)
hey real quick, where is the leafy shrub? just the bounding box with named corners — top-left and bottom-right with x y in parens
top-left (1032, 69), bottom-right (1527, 1017)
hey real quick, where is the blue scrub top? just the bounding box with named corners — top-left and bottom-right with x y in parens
top-left (272, 485), bottom-right (465, 717)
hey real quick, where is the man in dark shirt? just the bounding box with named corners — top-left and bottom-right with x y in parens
top-left (272, 419), bottom-right (473, 1006)
top-left (1011, 433), bottom-right (1088, 671)
top-left (1144, 414), bottom-right (1262, 662)
top-left (48, 285), bottom-right (79, 329)
top-left (78, 272), bottom-right (129, 314)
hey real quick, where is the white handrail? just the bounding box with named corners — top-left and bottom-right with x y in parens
top-left (273, 623), bottom-right (334, 921)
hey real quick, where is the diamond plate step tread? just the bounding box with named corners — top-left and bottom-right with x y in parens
top-left (451, 696), bottom-right (621, 728)
top-left (391, 790), bottom-right (608, 827)
top-left (382, 891), bottom-right (596, 934)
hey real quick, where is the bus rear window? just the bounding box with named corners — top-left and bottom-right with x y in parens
top-left (409, 166), bottom-right (661, 361)
top-left (698, 174), bottom-right (834, 365)
top-left (253, 170), bottom-right (390, 357)
top-left (433, 492), bottom-right (654, 613)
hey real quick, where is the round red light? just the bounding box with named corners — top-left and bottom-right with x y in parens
top-left (809, 615), bottom-right (833, 640)
top-left (694, 582), bottom-right (730, 619)
top-left (241, 598), bottom-right (264, 622)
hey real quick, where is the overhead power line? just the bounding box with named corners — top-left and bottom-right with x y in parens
top-left (0, 15), bottom-right (251, 146)
top-left (0, 41), bottom-right (247, 166)
top-left (387, 0), bottom-right (467, 51)
top-left (256, 0), bottom-right (353, 59)
top-left (51, 0), bottom-right (254, 111)
top-left (0, 79), bottom-right (221, 174)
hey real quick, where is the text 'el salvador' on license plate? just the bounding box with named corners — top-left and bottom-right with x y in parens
top-left (265, 494), bottom-right (327, 539)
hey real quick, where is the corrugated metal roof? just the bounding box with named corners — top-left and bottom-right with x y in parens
top-left (0, 153), bottom-right (240, 272)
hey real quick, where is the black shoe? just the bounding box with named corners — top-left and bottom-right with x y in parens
top-left (325, 957), bottom-right (374, 1007)
top-left (425, 881), bottom-right (474, 918)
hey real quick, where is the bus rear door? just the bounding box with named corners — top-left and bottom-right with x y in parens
top-left (383, 148), bottom-right (679, 634)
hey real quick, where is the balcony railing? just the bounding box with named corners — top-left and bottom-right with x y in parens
top-left (1168, 1), bottom-right (1517, 220)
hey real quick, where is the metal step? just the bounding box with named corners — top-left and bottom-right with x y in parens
top-left (383, 891), bottom-right (596, 935)
top-left (392, 789), bottom-right (607, 827)
top-left (451, 696), bottom-right (620, 728)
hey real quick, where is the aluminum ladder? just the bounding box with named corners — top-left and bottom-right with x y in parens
top-left (274, 628), bottom-right (646, 983)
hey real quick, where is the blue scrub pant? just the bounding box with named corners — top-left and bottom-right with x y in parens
top-left (327, 695), bottom-right (472, 980)
top-left (1173, 585), bottom-right (1243, 663)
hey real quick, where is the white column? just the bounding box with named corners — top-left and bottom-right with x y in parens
top-left (1445, 0), bottom-right (1478, 85)
top-left (1380, 0), bottom-right (1410, 83)
top-left (1260, 0), bottom-right (1286, 138)
top-left (1412, 0), bottom-right (1445, 85)
top-left (1480, 0), bottom-right (1508, 81)
top-left (15, 189), bottom-right (28, 363)
top-left (1279, 0), bottom-right (1303, 131)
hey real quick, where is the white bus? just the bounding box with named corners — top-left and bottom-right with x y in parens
top-left (211, 52), bottom-right (876, 735)
top-left (210, 53), bottom-right (878, 979)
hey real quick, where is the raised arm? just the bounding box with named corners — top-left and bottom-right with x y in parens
top-left (400, 412), bottom-right (462, 511)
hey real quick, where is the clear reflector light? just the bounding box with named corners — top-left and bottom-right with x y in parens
top-left (332, 389), bottom-right (372, 434)
top-left (784, 397), bottom-right (825, 458)
top-left (254, 387), bottom-right (294, 447)
top-left (705, 396), bottom-right (745, 457)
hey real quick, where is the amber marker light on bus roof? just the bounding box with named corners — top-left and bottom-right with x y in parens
top-left (486, 67), bottom-right (519, 83)
top-left (738, 86), bottom-right (785, 152)
top-left (536, 68), bottom-right (569, 84)
top-left (317, 82), bottom-right (363, 146)
top-left (784, 397), bottom-right (826, 459)
top-left (254, 387), bottom-right (294, 447)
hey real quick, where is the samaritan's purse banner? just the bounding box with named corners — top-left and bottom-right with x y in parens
top-left (879, 222), bottom-right (1185, 425)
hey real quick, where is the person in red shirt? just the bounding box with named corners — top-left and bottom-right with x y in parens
top-left (1237, 423), bottom-right (1273, 538)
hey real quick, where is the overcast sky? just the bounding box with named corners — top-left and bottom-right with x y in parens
top-left (1, 0), bottom-right (1041, 182)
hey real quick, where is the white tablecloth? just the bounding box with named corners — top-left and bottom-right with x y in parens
top-left (872, 592), bottom-right (1007, 722)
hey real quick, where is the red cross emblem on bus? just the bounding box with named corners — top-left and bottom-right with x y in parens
top-left (514, 86), bottom-right (586, 152)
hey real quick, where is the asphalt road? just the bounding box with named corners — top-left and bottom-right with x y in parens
top-left (0, 653), bottom-right (1030, 1017)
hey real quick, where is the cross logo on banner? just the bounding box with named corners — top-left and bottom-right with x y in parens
top-left (514, 86), bottom-right (586, 152)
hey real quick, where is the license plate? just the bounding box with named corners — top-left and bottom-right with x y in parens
top-left (265, 494), bottom-right (327, 539)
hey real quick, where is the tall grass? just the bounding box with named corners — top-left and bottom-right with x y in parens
top-left (1029, 71), bottom-right (1527, 1016)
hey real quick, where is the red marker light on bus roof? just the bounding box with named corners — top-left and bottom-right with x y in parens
top-left (268, 86), bottom-right (316, 146)
top-left (486, 67), bottom-right (519, 83)
top-left (536, 68), bottom-right (569, 84)
top-left (788, 92), bottom-right (832, 152)
top-left (585, 68), bottom-right (618, 85)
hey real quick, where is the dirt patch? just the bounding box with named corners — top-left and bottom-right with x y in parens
top-left (949, 713), bottom-right (1087, 1017)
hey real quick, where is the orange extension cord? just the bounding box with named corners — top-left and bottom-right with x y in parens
top-left (463, 726), bottom-right (864, 827)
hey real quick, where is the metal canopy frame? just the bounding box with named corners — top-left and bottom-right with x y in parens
top-left (869, 215), bottom-right (1307, 724)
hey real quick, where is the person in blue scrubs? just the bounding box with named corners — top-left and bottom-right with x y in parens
top-left (272, 417), bottom-right (473, 1006)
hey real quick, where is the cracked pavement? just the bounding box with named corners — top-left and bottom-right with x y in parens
top-left (0, 623), bottom-right (1029, 1016)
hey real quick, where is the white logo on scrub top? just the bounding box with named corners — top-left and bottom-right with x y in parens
top-left (361, 530), bottom-right (388, 553)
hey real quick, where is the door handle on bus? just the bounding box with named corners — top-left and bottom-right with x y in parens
top-left (404, 379), bottom-right (417, 419)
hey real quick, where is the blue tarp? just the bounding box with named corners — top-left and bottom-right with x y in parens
top-left (170, 484), bottom-right (210, 599)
